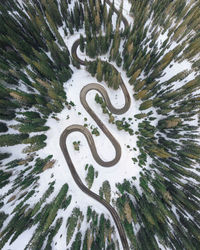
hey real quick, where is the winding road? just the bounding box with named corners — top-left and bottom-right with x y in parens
top-left (60, 1), bottom-right (131, 249)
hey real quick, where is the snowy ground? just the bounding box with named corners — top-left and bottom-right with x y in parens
top-left (1, 30), bottom-right (142, 250)
top-left (1, 1), bottom-right (136, 248)
top-left (113, 0), bottom-right (133, 25)
top-left (38, 52), bottom-right (142, 250)
top-left (4, 0), bottom-right (199, 249)
top-left (42, 65), bottom-right (142, 192)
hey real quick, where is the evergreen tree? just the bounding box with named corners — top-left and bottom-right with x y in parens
top-left (96, 59), bottom-right (103, 82)
top-left (80, 34), bottom-right (85, 53)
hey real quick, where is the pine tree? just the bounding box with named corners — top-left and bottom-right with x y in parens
top-left (73, 2), bottom-right (81, 31)
top-left (80, 34), bottom-right (85, 53)
top-left (0, 122), bottom-right (8, 133)
top-left (96, 59), bottom-right (103, 82)
top-left (95, 12), bottom-right (101, 32)
top-left (103, 1), bottom-right (107, 30)
top-left (86, 38), bottom-right (97, 58)
top-left (129, 69), bottom-right (142, 84)
top-left (45, 12), bottom-right (65, 47)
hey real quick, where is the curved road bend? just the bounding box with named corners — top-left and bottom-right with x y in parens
top-left (60, 81), bottom-right (131, 249)
top-left (71, 0), bottom-right (129, 66)
top-left (60, 125), bottom-right (129, 250)
top-left (106, 0), bottom-right (129, 27)
top-left (61, 1), bottom-right (131, 249)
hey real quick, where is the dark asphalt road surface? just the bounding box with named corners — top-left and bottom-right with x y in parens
top-left (60, 1), bottom-right (131, 249)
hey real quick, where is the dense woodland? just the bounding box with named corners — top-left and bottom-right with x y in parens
top-left (0, 0), bottom-right (200, 249)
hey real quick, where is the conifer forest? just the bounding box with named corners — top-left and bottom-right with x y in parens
top-left (0, 0), bottom-right (200, 249)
